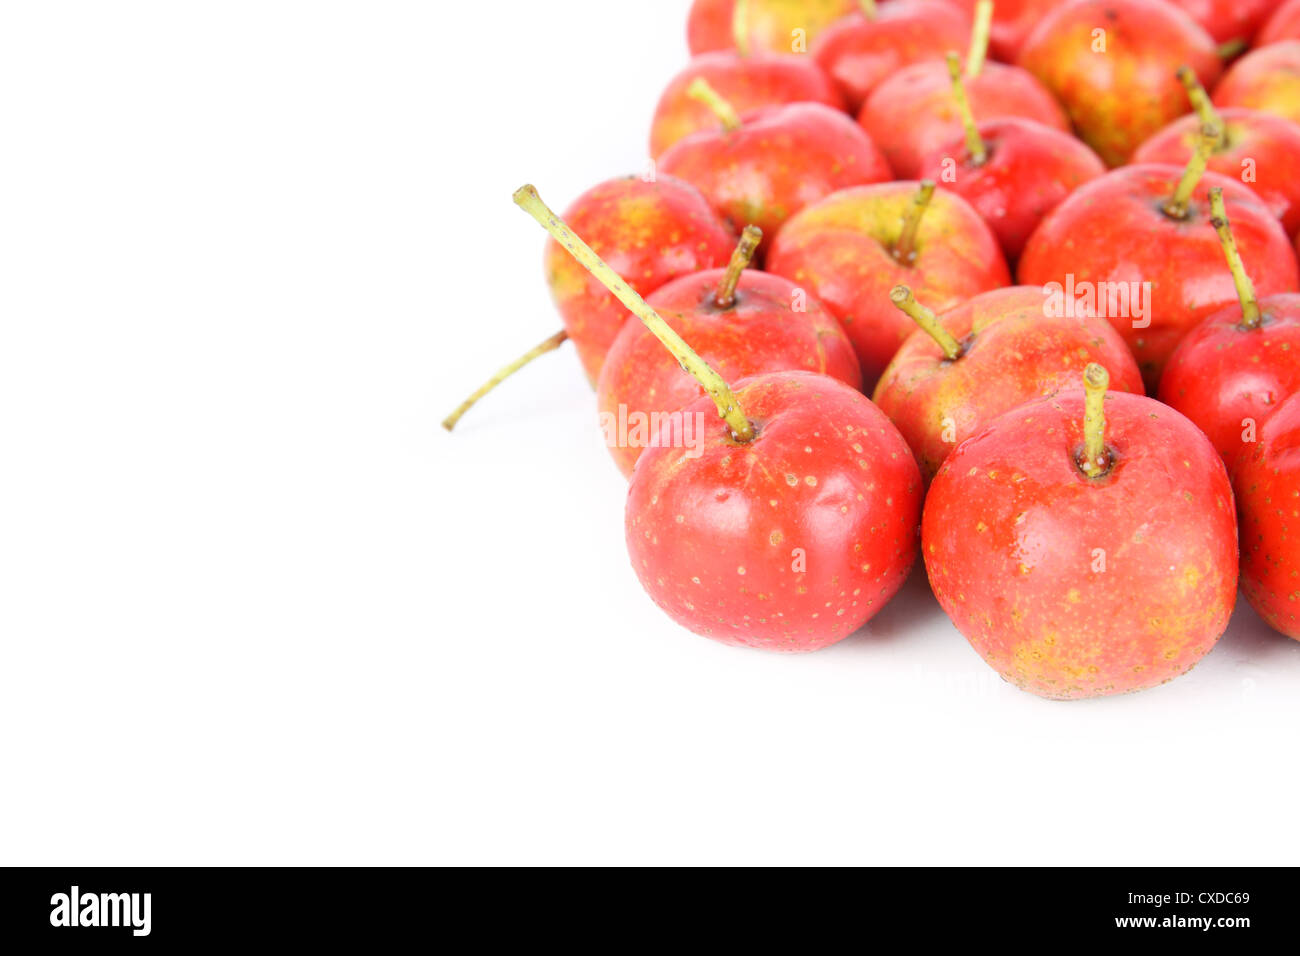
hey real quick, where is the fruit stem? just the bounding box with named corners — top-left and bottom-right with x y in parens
top-left (1079, 363), bottom-right (1112, 478)
top-left (1177, 65), bottom-right (1222, 132)
top-left (1208, 187), bottom-right (1262, 330)
top-left (966, 0), bottom-right (993, 79)
top-left (859, 0), bottom-right (877, 18)
top-left (714, 225), bottom-right (763, 308)
top-left (947, 52), bottom-right (987, 165)
top-left (441, 330), bottom-right (569, 431)
top-left (514, 185), bottom-right (756, 443)
top-left (1162, 123), bottom-right (1220, 219)
top-left (890, 286), bottom-right (962, 361)
top-left (893, 180), bottom-right (936, 266)
top-left (687, 78), bottom-right (742, 132)
top-left (732, 0), bottom-right (751, 57)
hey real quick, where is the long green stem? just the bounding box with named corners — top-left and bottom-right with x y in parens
top-left (947, 52), bottom-right (987, 165)
top-left (890, 286), bottom-right (962, 361)
top-left (966, 0), bottom-right (993, 79)
top-left (441, 330), bottom-right (568, 431)
top-left (1208, 187), bottom-right (1262, 330)
top-left (1177, 65), bottom-right (1222, 132)
top-left (1163, 123), bottom-right (1221, 219)
top-left (687, 78), bottom-right (742, 132)
top-left (893, 180), bottom-right (935, 265)
top-left (514, 185), bottom-right (756, 443)
top-left (732, 0), bottom-right (751, 57)
top-left (714, 225), bottom-right (762, 308)
top-left (1079, 363), bottom-right (1111, 478)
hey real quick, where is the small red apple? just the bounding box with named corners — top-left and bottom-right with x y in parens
top-left (597, 227), bottom-right (861, 476)
top-left (687, 0), bottom-right (736, 54)
top-left (943, 0), bottom-right (1061, 61)
top-left (1017, 132), bottom-right (1300, 391)
top-left (659, 84), bottom-right (892, 250)
top-left (767, 179), bottom-right (1010, 386)
top-left (1165, 0), bottom-right (1275, 47)
top-left (923, 363), bottom-right (1239, 699)
top-left (916, 54), bottom-right (1106, 261)
top-left (812, 0), bottom-right (971, 112)
top-left (1159, 188), bottom-right (1300, 464)
top-left (1234, 390), bottom-right (1300, 641)
top-left (874, 285), bottom-right (1144, 481)
top-left (1214, 40), bottom-right (1300, 125)
top-left (728, 0), bottom-right (860, 55)
top-left (1257, 0), bottom-right (1300, 46)
top-left (649, 51), bottom-right (844, 158)
top-left (1018, 0), bottom-right (1222, 167)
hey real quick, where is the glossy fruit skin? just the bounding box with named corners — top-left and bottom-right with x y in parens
top-left (1133, 108), bottom-right (1300, 235)
top-left (1018, 0), bottom-right (1221, 168)
top-left (767, 182), bottom-right (1010, 387)
top-left (729, 0), bottom-right (859, 55)
top-left (1017, 165), bottom-right (1300, 392)
top-left (542, 176), bottom-right (737, 386)
top-left (943, 0), bottom-right (1062, 61)
top-left (659, 102), bottom-right (892, 252)
top-left (1258, 0), bottom-right (1300, 46)
top-left (649, 52), bottom-right (844, 159)
top-left (923, 390), bottom-right (1239, 699)
top-left (811, 0), bottom-right (971, 112)
top-left (597, 270), bottom-right (862, 477)
top-left (873, 286), bottom-right (1145, 481)
top-left (1234, 392), bottom-right (1300, 640)
top-left (1159, 296), bottom-right (1300, 465)
top-left (1214, 41), bottom-right (1300, 126)
top-left (626, 371), bottom-right (921, 651)
top-left (1167, 0), bottom-right (1275, 45)
top-left (687, 0), bottom-right (735, 54)
top-left (859, 60), bottom-right (1068, 178)
top-left (917, 117), bottom-right (1107, 262)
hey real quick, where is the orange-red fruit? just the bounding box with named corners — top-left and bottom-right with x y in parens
top-left (1258, 0), bottom-right (1300, 46)
top-left (923, 390), bottom-right (1239, 699)
top-left (542, 176), bottom-right (735, 385)
top-left (943, 0), bottom-right (1062, 61)
top-left (626, 371), bottom-right (921, 652)
top-left (1214, 41), bottom-right (1300, 126)
top-left (873, 286), bottom-right (1145, 481)
top-left (1234, 391), bottom-right (1300, 641)
top-left (597, 270), bottom-right (861, 477)
top-left (1167, 0), bottom-right (1276, 45)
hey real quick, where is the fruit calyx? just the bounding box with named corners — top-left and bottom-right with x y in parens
top-left (890, 285), bottom-right (964, 361)
top-left (713, 225), bottom-right (763, 309)
top-left (947, 52), bottom-right (988, 166)
top-left (1162, 123), bottom-right (1221, 220)
top-left (1207, 187), bottom-right (1263, 331)
top-left (1076, 363), bottom-right (1114, 479)
top-left (892, 180), bottom-right (936, 265)
top-left (514, 184), bottom-right (757, 444)
top-left (687, 78), bottom-right (743, 132)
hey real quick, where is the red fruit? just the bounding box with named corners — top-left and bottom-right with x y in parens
top-left (874, 285), bottom-right (1144, 481)
top-left (659, 93), bottom-right (891, 251)
top-left (687, 0), bottom-right (735, 54)
top-left (627, 370), bottom-right (921, 651)
top-left (812, 0), bottom-right (971, 112)
top-left (1018, 0), bottom-right (1221, 167)
top-left (597, 231), bottom-right (861, 476)
top-left (1234, 391), bottom-right (1300, 641)
top-left (1017, 154), bottom-right (1300, 392)
top-left (916, 58), bottom-right (1105, 262)
top-left (1166, 0), bottom-right (1275, 46)
top-left (649, 52), bottom-right (843, 159)
top-left (1159, 188), bottom-right (1300, 464)
top-left (1214, 41), bottom-right (1300, 126)
top-left (1258, 0), bottom-right (1300, 46)
top-left (944, 0), bottom-right (1065, 61)
top-left (538, 176), bottom-right (736, 386)
top-left (767, 180), bottom-right (1010, 386)
top-left (730, 0), bottom-right (860, 55)
top-left (859, 59), bottom-right (1066, 178)
top-left (923, 365), bottom-right (1238, 699)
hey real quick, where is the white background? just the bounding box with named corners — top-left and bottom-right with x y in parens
top-left (1, 0), bottom-right (1296, 866)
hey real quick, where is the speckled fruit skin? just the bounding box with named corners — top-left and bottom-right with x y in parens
top-left (766, 182), bottom-right (1010, 386)
top-left (1159, 296), bottom-right (1300, 466)
top-left (1167, 0), bottom-right (1275, 45)
top-left (859, 60), bottom-right (1068, 178)
top-left (658, 102), bottom-right (892, 253)
top-left (1133, 109), bottom-right (1300, 235)
top-left (597, 270), bottom-right (862, 477)
top-left (543, 176), bottom-right (736, 386)
top-left (923, 390), bottom-right (1239, 699)
top-left (649, 52), bottom-right (844, 159)
top-left (687, 0), bottom-right (735, 54)
top-left (1017, 0), bottom-right (1221, 168)
top-left (626, 371), bottom-right (921, 651)
top-left (917, 117), bottom-right (1107, 262)
top-left (1214, 41), bottom-right (1300, 126)
top-left (811, 0), bottom-right (971, 112)
top-left (944, 0), bottom-right (1061, 61)
top-left (1235, 392), bottom-right (1300, 640)
top-left (1258, 0), bottom-right (1300, 46)
top-left (873, 286), bottom-right (1145, 482)
top-left (1017, 165), bottom-right (1300, 392)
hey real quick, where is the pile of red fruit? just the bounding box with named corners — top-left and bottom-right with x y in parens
top-left (445, 0), bottom-right (1300, 701)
